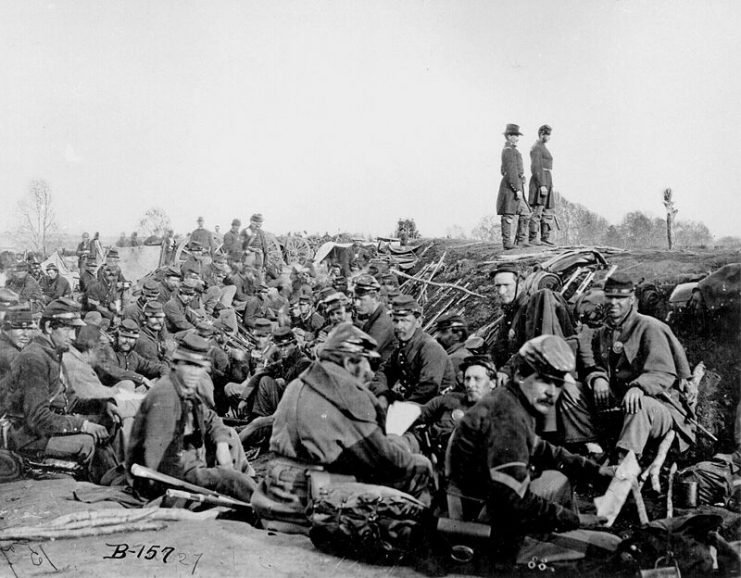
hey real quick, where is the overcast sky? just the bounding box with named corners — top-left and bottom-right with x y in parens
top-left (1, 0), bottom-right (739, 240)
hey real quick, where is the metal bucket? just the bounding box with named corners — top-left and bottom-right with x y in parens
top-left (677, 480), bottom-right (698, 508)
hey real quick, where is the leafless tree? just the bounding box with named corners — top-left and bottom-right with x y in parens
top-left (137, 206), bottom-right (172, 239)
top-left (16, 179), bottom-right (58, 256)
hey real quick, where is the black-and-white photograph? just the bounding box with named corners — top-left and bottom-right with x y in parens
top-left (0, 1), bottom-right (739, 576)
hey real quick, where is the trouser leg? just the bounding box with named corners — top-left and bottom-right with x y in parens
top-left (188, 466), bottom-right (256, 503)
top-left (501, 215), bottom-right (514, 250)
top-left (45, 434), bottom-right (96, 465)
top-left (251, 375), bottom-right (285, 419)
top-left (557, 379), bottom-right (601, 444)
top-left (515, 199), bottom-right (532, 245)
top-left (529, 205), bottom-right (543, 242)
top-left (616, 396), bottom-right (673, 457)
top-left (541, 209), bottom-right (556, 244)
top-left (530, 470), bottom-right (573, 510)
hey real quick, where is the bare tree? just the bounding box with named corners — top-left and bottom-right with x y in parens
top-left (137, 207), bottom-right (172, 240)
top-left (16, 179), bottom-right (58, 256)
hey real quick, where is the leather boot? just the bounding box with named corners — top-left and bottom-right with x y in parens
top-left (501, 216), bottom-right (514, 250)
top-left (529, 214), bottom-right (541, 244)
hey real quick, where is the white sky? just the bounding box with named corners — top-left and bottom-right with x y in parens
top-left (0, 0), bottom-right (739, 239)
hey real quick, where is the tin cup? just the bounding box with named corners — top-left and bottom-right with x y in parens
top-left (677, 480), bottom-right (698, 508)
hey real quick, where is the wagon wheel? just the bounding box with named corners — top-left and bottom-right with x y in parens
top-left (264, 232), bottom-right (285, 270)
top-left (282, 235), bottom-right (314, 266)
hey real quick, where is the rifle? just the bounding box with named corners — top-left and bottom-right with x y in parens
top-left (164, 489), bottom-right (253, 514)
top-left (657, 391), bottom-right (718, 442)
top-left (131, 463), bottom-right (258, 502)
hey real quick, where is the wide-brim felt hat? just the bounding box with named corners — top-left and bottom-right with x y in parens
top-left (504, 123), bottom-right (523, 136)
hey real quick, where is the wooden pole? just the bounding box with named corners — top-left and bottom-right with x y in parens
top-left (663, 188), bottom-right (678, 249)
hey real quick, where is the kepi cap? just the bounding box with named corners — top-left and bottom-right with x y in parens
top-left (391, 295), bottom-right (422, 317)
top-left (603, 273), bottom-right (635, 297)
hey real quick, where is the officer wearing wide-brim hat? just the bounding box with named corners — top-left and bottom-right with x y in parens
top-left (497, 123), bottom-right (532, 250)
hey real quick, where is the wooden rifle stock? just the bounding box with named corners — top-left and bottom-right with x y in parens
top-left (131, 463), bottom-right (221, 496)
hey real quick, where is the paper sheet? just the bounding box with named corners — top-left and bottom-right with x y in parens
top-left (385, 401), bottom-right (422, 436)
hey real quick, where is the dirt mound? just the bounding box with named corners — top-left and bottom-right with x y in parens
top-left (403, 239), bottom-right (741, 457)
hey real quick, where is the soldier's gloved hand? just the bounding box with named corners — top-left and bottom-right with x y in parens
top-left (592, 377), bottom-right (610, 408)
top-left (578, 513), bottom-right (608, 528)
top-left (82, 420), bottom-right (109, 442)
top-left (622, 387), bottom-right (644, 414)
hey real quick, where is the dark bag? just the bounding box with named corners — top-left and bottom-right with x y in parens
top-left (308, 480), bottom-right (428, 565)
top-left (677, 458), bottom-right (734, 506)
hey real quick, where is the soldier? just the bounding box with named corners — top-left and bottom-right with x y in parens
top-left (164, 283), bottom-right (200, 335)
top-left (433, 313), bottom-right (474, 386)
top-left (371, 295), bottom-right (455, 406)
top-left (135, 301), bottom-right (174, 367)
top-left (189, 216), bottom-right (215, 256)
top-left (181, 240), bottom-right (208, 278)
top-left (352, 274), bottom-right (395, 362)
top-left (269, 323), bottom-right (432, 505)
top-left (5, 261), bottom-right (43, 312)
top-left (40, 263), bottom-right (72, 303)
top-left (529, 124), bottom-right (557, 246)
top-left (448, 336), bottom-right (613, 562)
top-left (222, 219), bottom-right (243, 261)
top-left (84, 265), bottom-right (119, 320)
top-left (27, 255), bottom-right (47, 285)
top-left (127, 333), bottom-right (256, 502)
top-left (97, 319), bottom-right (167, 389)
top-left (289, 293), bottom-right (324, 339)
top-left (558, 273), bottom-right (695, 461)
top-left (79, 254), bottom-right (98, 293)
top-left (0, 309), bottom-right (35, 379)
top-left (1, 299), bottom-right (114, 472)
top-left (157, 266), bottom-right (182, 304)
top-left (76, 232), bottom-right (92, 271)
top-left (497, 123), bottom-right (531, 250)
top-left (241, 214), bottom-right (270, 272)
top-left (122, 279), bottom-right (160, 326)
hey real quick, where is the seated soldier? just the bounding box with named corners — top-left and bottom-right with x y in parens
top-left (164, 283), bottom-right (200, 335)
top-left (84, 265), bottom-right (119, 320)
top-left (269, 323), bottom-right (432, 506)
top-left (127, 334), bottom-right (256, 502)
top-left (156, 266), bottom-right (182, 304)
top-left (0, 308), bottom-right (35, 380)
top-left (404, 355), bottom-right (497, 461)
top-left (135, 301), bottom-right (175, 367)
top-left (241, 327), bottom-right (311, 421)
top-left (433, 313), bottom-right (475, 389)
top-left (288, 293), bottom-right (324, 340)
top-left (40, 263), bottom-right (71, 303)
top-left (558, 273), bottom-right (695, 462)
top-left (352, 274), bottom-right (395, 362)
top-left (448, 335), bottom-right (613, 562)
top-left (1, 299), bottom-right (117, 477)
top-left (122, 279), bottom-right (160, 327)
top-left (371, 295), bottom-right (456, 406)
top-left (97, 319), bottom-right (168, 389)
top-left (6, 261), bottom-right (43, 313)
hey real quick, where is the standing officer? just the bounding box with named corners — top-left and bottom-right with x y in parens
top-left (497, 124), bottom-right (531, 250)
top-left (529, 124), bottom-right (557, 246)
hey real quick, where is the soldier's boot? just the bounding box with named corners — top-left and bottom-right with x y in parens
top-left (515, 216), bottom-right (530, 247)
top-left (541, 221), bottom-right (555, 246)
top-left (501, 216), bottom-right (515, 250)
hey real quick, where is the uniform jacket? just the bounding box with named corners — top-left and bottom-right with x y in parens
top-left (164, 295), bottom-right (198, 333)
top-left (497, 143), bottom-right (525, 215)
top-left (270, 360), bottom-right (429, 489)
top-left (582, 307), bottom-right (695, 448)
top-left (0, 333), bottom-right (22, 381)
top-left (449, 383), bottom-right (600, 536)
top-left (222, 230), bottom-right (243, 257)
top-left (2, 335), bottom-right (105, 450)
top-left (189, 227), bottom-right (215, 254)
top-left (40, 275), bottom-right (71, 302)
top-left (126, 371), bottom-right (230, 479)
top-left (372, 327), bottom-right (455, 404)
top-left (97, 347), bottom-right (167, 387)
top-left (6, 276), bottom-right (43, 307)
top-left (416, 391), bottom-right (473, 449)
top-left (359, 304), bottom-right (396, 363)
top-left (528, 140), bottom-right (555, 208)
top-left (135, 326), bottom-right (173, 366)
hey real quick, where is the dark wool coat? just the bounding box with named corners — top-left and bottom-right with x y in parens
top-left (528, 140), bottom-right (556, 208)
top-left (496, 143), bottom-right (525, 215)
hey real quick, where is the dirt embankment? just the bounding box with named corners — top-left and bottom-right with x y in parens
top-left (404, 239), bottom-right (741, 457)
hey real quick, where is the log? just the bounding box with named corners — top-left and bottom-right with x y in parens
top-left (390, 268), bottom-right (485, 298)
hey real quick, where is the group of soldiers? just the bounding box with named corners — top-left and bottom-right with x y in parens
top-left (0, 219), bottom-right (707, 566)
